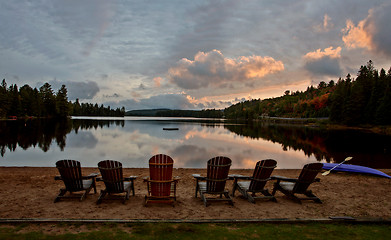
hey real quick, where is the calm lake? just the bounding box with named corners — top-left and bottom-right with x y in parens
top-left (1, 117), bottom-right (391, 169)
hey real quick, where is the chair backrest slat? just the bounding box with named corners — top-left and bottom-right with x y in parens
top-left (56, 160), bottom-right (83, 192)
top-left (293, 163), bottom-right (323, 193)
top-left (149, 154), bottom-right (174, 197)
top-left (206, 156), bottom-right (231, 193)
top-left (249, 159), bottom-right (277, 191)
top-left (98, 160), bottom-right (124, 193)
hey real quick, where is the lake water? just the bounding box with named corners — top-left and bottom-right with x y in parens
top-left (1, 117), bottom-right (391, 169)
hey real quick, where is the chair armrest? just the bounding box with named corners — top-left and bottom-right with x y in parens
top-left (271, 175), bottom-right (298, 182)
top-left (192, 174), bottom-right (206, 180)
top-left (83, 173), bottom-right (99, 179)
top-left (229, 174), bottom-right (251, 180)
top-left (124, 176), bottom-right (137, 181)
top-left (54, 176), bottom-right (62, 180)
top-left (96, 177), bottom-right (103, 182)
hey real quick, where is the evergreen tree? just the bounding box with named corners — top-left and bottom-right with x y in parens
top-left (39, 83), bottom-right (56, 117)
top-left (0, 79), bottom-right (9, 118)
top-left (19, 84), bottom-right (35, 116)
top-left (375, 67), bottom-right (391, 124)
top-left (56, 85), bottom-right (70, 118)
top-left (72, 99), bottom-right (82, 116)
top-left (8, 84), bottom-right (22, 116)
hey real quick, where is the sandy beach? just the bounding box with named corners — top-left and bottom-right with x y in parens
top-left (1, 167), bottom-right (391, 220)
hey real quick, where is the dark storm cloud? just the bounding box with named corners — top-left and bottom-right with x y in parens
top-left (304, 57), bottom-right (343, 77)
top-left (104, 93), bottom-right (232, 110)
top-left (46, 80), bottom-right (100, 101)
top-left (367, 3), bottom-right (391, 56)
top-left (105, 94), bottom-right (197, 110)
top-left (303, 47), bottom-right (343, 77)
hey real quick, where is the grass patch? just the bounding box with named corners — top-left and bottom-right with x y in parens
top-left (0, 222), bottom-right (390, 239)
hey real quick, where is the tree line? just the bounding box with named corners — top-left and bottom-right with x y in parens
top-left (0, 80), bottom-right (125, 118)
top-left (155, 109), bottom-right (223, 118)
top-left (224, 61), bottom-right (391, 126)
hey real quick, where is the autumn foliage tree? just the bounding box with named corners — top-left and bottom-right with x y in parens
top-left (225, 61), bottom-right (391, 126)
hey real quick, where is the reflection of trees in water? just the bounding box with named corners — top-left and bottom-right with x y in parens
top-left (0, 119), bottom-right (124, 157)
top-left (224, 122), bottom-right (391, 168)
top-left (224, 122), bottom-right (332, 162)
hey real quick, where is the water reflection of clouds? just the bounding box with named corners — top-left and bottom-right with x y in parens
top-left (175, 127), bottom-right (317, 169)
top-left (2, 120), bottom-right (318, 169)
top-left (169, 144), bottom-right (219, 168)
top-left (66, 132), bottom-right (98, 149)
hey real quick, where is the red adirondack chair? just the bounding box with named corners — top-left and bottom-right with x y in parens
top-left (144, 154), bottom-right (179, 206)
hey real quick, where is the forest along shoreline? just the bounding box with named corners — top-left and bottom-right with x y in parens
top-left (255, 117), bottom-right (391, 135)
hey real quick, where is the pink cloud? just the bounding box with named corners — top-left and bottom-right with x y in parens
top-left (342, 19), bottom-right (372, 50)
top-left (342, 3), bottom-right (391, 56)
top-left (304, 46), bottom-right (341, 60)
top-left (167, 50), bottom-right (284, 90)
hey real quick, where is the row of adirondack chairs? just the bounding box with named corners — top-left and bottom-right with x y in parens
top-left (54, 155), bottom-right (323, 206)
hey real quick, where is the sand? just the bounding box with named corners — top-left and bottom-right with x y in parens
top-left (0, 167), bottom-right (391, 220)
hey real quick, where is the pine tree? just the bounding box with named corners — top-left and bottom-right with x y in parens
top-left (56, 85), bottom-right (70, 118)
top-left (39, 83), bottom-right (56, 117)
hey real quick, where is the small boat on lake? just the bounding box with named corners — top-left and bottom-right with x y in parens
top-left (163, 127), bottom-right (179, 131)
top-left (322, 163), bottom-right (391, 179)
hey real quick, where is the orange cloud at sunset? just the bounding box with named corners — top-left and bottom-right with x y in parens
top-left (304, 46), bottom-right (341, 60)
top-left (153, 77), bottom-right (162, 87)
top-left (342, 19), bottom-right (373, 50)
top-left (341, 3), bottom-right (391, 57)
top-left (314, 14), bottom-right (334, 32)
top-left (167, 50), bottom-right (284, 90)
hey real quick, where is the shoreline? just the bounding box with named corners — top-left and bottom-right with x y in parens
top-left (1, 167), bottom-right (390, 220)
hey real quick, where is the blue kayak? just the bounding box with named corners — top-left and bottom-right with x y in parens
top-left (323, 163), bottom-right (391, 179)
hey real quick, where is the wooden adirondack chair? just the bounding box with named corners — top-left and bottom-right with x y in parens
top-left (232, 159), bottom-right (277, 203)
top-left (54, 159), bottom-right (98, 202)
top-left (272, 162), bottom-right (323, 203)
top-left (96, 160), bottom-right (137, 204)
top-left (192, 156), bottom-right (233, 207)
top-left (144, 154), bottom-right (179, 206)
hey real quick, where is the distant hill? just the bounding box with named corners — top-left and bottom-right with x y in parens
top-left (125, 109), bottom-right (170, 116)
top-left (125, 108), bottom-right (223, 118)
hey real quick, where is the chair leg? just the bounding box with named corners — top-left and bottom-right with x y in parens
top-left (231, 180), bottom-right (238, 197)
top-left (123, 189), bottom-right (130, 204)
top-left (80, 191), bottom-right (87, 201)
top-left (305, 191), bottom-right (322, 203)
top-left (262, 189), bottom-right (277, 202)
top-left (131, 181), bottom-right (135, 196)
top-left (81, 186), bottom-right (93, 201)
top-left (273, 184), bottom-right (302, 203)
top-left (272, 183), bottom-right (278, 195)
top-left (195, 181), bottom-right (199, 198)
top-left (246, 192), bottom-right (255, 203)
top-left (224, 192), bottom-right (234, 206)
top-left (54, 189), bottom-right (67, 203)
top-left (200, 192), bottom-right (208, 207)
top-left (92, 180), bottom-right (97, 193)
top-left (96, 190), bottom-right (106, 204)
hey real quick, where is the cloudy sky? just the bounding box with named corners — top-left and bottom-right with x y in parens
top-left (1, 0), bottom-right (391, 110)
